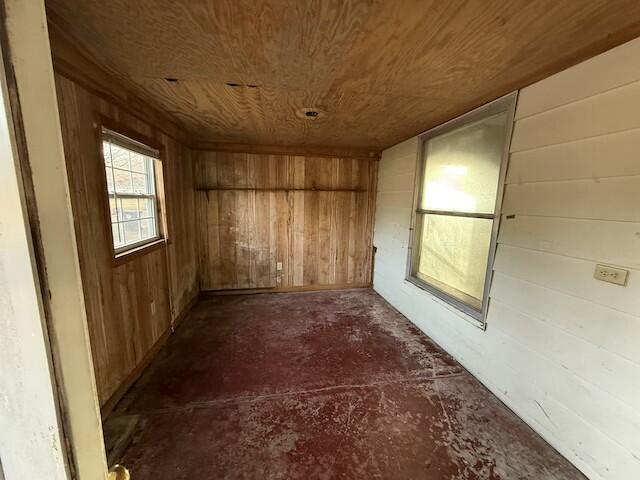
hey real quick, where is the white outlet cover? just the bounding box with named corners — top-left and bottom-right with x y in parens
top-left (594, 264), bottom-right (629, 286)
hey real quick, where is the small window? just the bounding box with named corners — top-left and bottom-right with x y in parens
top-left (407, 94), bottom-right (516, 326)
top-left (101, 128), bottom-right (162, 255)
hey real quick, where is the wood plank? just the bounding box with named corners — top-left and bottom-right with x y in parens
top-left (303, 158), bottom-right (321, 285)
top-left (47, 13), bottom-right (190, 145)
top-left (516, 37), bottom-right (640, 119)
top-left (235, 191), bottom-right (251, 288)
top-left (489, 299), bottom-right (640, 410)
top-left (100, 294), bottom-right (198, 418)
top-left (365, 161), bottom-right (379, 284)
top-left (165, 144), bottom-right (198, 318)
top-left (498, 215), bottom-right (640, 269)
top-left (55, 73), bottom-right (197, 405)
top-left (493, 244), bottom-right (640, 318)
top-left (275, 191), bottom-right (289, 288)
top-left (195, 187), bottom-right (367, 192)
top-left (195, 152), bottom-right (376, 291)
top-left (291, 197), bottom-right (305, 286)
top-left (490, 272), bottom-right (640, 365)
top-left (196, 192), bottom-right (210, 288)
top-left (511, 79), bottom-right (640, 152)
top-left (485, 301), bottom-right (640, 468)
top-left (192, 141), bottom-right (379, 160)
top-left (318, 191), bottom-right (332, 285)
top-left (502, 176), bottom-right (640, 222)
top-left (47, 0), bottom-right (640, 150)
top-left (480, 314), bottom-right (640, 478)
top-left (507, 128), bottom-right (640, 184)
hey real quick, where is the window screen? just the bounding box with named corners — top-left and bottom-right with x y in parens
top-left (408, 95), bottom-right (515, 324)
top-left (102, 128), bottom-right (161, 254)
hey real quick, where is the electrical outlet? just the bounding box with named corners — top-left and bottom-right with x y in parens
top-left (276, 261), bottom-right (283, 271)
top-left (594, 264), bottom-right (629, 286)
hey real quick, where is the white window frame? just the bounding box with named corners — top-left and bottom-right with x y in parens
top-left (405, 92), bottom-right (517, 329)
top-left (101, 127), bottom-right (162, 256)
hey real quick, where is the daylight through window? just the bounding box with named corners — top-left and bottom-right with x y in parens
top-left (102, 128), bottom-right (161, 254)
top-left (408, 95), bottom-right (515, 323)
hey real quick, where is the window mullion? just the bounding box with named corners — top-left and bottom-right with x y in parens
top-left (415, 209), bottom-right (495, 220)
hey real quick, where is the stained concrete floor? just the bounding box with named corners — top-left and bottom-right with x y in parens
top-left (107, 289), bottom-right (586, 480)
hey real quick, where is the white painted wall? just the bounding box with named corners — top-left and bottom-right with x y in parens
top-left (0, 38), bottom-right (70, 480)
top-left (373, 37), bottom-right (640, 480)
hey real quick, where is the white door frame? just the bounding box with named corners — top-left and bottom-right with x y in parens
top-left (0, 33), bottom-right (70, 480)
top-left (0, 0), bottom-right (108, 478)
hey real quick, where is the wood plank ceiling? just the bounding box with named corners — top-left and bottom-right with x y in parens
top-left (45, 0), bottom-right (640, 153)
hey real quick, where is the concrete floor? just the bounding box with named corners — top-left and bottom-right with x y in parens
top-left (107, 289), bottom-right (586, 479)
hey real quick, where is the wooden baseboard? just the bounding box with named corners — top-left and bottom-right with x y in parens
top-left (202, 283), bottom-right (371, 296)
top-left (100, 293), bottom-right (199, 418)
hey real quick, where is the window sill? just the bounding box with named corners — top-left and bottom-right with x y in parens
top-left (404, 276), bottom-right (487, 330)
top-left (113, 238), bottom-right (166, 267)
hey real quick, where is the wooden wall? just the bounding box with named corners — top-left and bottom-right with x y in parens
top-left (195, 152), bottom-right (377, 291)
top-left (55, 74), bottom-right (198, 407)
top-left (373, 37), bottom-right (640, 480)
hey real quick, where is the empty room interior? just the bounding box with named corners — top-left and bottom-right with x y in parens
top-left (2, 1), bottom-right (640, 479)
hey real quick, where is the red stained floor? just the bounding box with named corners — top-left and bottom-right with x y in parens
top-left (108, 289), bottom-right (586, 479)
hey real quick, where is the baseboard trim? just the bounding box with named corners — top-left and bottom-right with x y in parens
top-left (202, 283), bottom-right (371, 296)
top-left (100, 293), bottom-right (199, 418)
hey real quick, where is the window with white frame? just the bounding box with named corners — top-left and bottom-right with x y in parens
top-left (102, 128), bottom-right (161, 254)
top-left (407, 94), bottom-right (516, 325)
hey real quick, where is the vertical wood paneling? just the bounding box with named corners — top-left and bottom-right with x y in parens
top-left (55, 74), bottom-right (197, 406)
top-left (196, 152), bottom-right (377, 291)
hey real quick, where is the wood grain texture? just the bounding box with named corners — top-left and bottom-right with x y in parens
top-left (192, 141), bottom-right (379, 160)
top-left (196, 152), bottom-right (377, 291)
top-left (46, 13), bottom-right (189, 145)
top-left (45, 0), bottom-right (640, 150)
top-left (55, 74), bottom-right (198, 405)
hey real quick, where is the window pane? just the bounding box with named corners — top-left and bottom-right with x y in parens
top-left (129, 153), bottom-right (146, 173)
top-left (416, 214), bottom-right (493, 310)
top-left (103, 142), bottom-right (112, 166)
top-left (420, 111), bottom-right (508, 214)
top-left (140, 218), bottom-right (156, 239)
top-left (138, 198), bottom-right (155, 219)
top-left (122, 220), bottom-right (141, 245)
top-left (110, 144), bottom-right (130, 169)
top-left (113, 169), bottom-right (132, 194)
top-left (119, 198), bottom-right (140, 221)
top-left (131, 172), bottom-right (149, 194)
top-left (105, 167), bottom-right (114, 193)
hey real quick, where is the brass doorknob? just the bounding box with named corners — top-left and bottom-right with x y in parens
top-left (107, 465), bottom-right (130, 480)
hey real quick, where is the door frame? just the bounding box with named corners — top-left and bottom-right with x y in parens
top-left (0, 0), bottom-right (108, 478)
